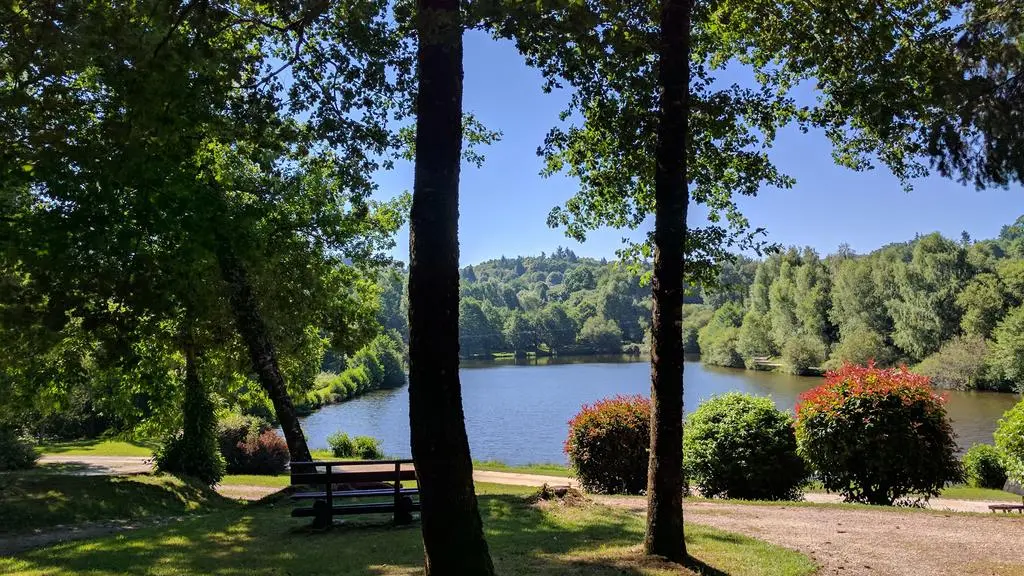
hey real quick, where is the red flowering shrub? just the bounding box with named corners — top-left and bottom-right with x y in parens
top-left (237, 430), bottom-right (290, 475)
top-left (795, 363), bottom-right (963, 505)
top-left (565, 395), bottom-right (651, 494)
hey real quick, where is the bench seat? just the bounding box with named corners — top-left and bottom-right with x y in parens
top-left (291, 488), bottom-right (419, 500)
top-left (988, 504), bottom-right (1024, 513)
top-left (291, 501), bottom-right (422, 518)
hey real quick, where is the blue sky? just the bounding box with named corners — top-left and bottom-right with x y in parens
top-left (374, 31), bottom-right (1024, 267)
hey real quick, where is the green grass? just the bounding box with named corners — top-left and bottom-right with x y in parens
top-left (35, 439), bottom-right (155, 458)
top-left (473, 460), bottom-right (572, 477)
top-left (0, 472), bottom-right (238, 535)
top-left (940, 484), bottom-right (1023, 502)
top-left (0, 483), bottom-right (815, 576)
top-left (219, 474), bottom-right (291, 488)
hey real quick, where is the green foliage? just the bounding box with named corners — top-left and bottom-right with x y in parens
top-left (682, 304), bottom-right (716, 354)
top-left (565, 396), bottom-right (651, 494)
top-left (155, 363), bottom-right (225, 486)
top-left (698, 303), bottom-right (745, 368)
top-left (995, 399), bottom-right (1024, 486)
top-left (825, 326), bottom-right (895, 370)
top-left (915, 334), bottom-right (1003, 391)
top-left (795, 364), bottom-right (963, 506)
top-left (961, 444), bottom-right (1008, 489)
top-left (327, 432), bottom-right (384, 460)
top-left (956, 273), bottom-right (1007, 338)
top-left (737, 310), bottom-right (776, 364)
top-left (327, 432), bottom-right (356, 458)
top-left (988, 305), bottom-right (1024, 393)
top-left (684, 394), bottom-right (808, 500)
top-left (297, 332), bottom-right (407, 413)
top-left (353, 436), bottom-right (384, 460)
top-left (578, 317), bottom-right (623, 354)
top-left (780, 335), bottom-right (826, 375)
top-left (0, 427), bottom-right (38, 471)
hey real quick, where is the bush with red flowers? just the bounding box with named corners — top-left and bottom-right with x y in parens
top-left (795, 363), bottom-right (963, 505)
top-left (565, 395), bottom-right (652, 494)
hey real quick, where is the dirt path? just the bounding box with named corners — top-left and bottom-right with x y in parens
top-left (37, 455), bottom-right (153, 475)
top-left (598, 495), bottom-right (1024, 576)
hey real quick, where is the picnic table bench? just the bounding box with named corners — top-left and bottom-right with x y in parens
top-left (988, 480), bottom-right (1024, 514)
top-left (290, 459), bottom-right (419, 528)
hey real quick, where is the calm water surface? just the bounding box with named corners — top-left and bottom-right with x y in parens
top-left (300, 357), bottom-right (1021, 465)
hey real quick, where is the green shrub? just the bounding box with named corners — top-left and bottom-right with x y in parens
top-left (155, 431), bottom-right (226, 486)
top-left (685, 393), bottom-right (808, 500)
top-left (962, 444), bottom-right (1008, 489)
top-left (795, 363), bottom-right (963, 505)
top-left (327, 432), bottom-right (356, 458)
top-left (781, 335), bottom-right (826, 375)
top-left (698, 304), bottom-right (745, 368)
top-left (0, 427), bottom-right (38, 471)
top-left (995, 399), bottom-right (1024, 485)
top-left (565, 395), bottom-right (651, 494)
top-left (353, 436), bottom-right (384, 460)
top-left (237, 430), bottom-right (290, 474)
top-left (916, 334), bottom-right (1004, 391)
top-left (825, 326), bottom-right (896, 371)
top-left (155, 372), bottom-right (225, 486)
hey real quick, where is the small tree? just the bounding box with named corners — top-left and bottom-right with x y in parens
top-left (565, 395), bottom-right (651, 494)
top-left (579, 317), bottom-right (624, 354)
top-left (995, 399), bottom-right (1024, 486)
top-left (685, 393), bottom-right (808, 500)
top-left (795, 363), bottom-right (962, 505)
top-left (781, 335), bottom-right (826, 375)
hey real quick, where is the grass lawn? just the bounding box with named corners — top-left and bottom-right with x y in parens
top-left (220, 474), bottom-right (291, 488)
top-left (0, 472), bottom-right (238, 535)
top-left (0, 482), bottom-right (815, 576)
top-left (473, 460), bottom-right (572, 477)
top-left (35, 439), bottom-right (155, 458)
top-left (939, 485), bottom-right (1023, 502)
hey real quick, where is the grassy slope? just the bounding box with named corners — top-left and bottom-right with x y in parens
top-left (0, 472), bottom-right (238, 534)
top-left (0, 483), bottom-right (815, 576)
top-left (473, 460), bottom-right (572, 477)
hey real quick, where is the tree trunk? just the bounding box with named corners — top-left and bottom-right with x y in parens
top-left (214, 236), bottom-right (313, 467)
top-left (644, 0), bottom-right (691, 563)
top-left (408, 0), bottom-right (494, 573)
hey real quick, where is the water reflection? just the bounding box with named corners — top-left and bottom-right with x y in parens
top-left (299, 358), bottom-right (1021, 465)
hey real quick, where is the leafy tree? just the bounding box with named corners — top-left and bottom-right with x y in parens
top-left (956, 273), bottom-right (1006, 338)
top-left (578, 317), bottom-right (624, 354)
top-left (503, 311), bottom-right (538, 354)
top-left (780, 335), bottom-right (826, 376)
top-left (916, 334), bottom-right (999, 391)
top-left (988, 305), bottom-right (1024, 393)
top-left (698, 303), bottom-right (744, 369)
top-left (563, 266), bottom-right (596, 293)
top-left (538, 303), bottom-right (577, 354)
top-left (825, 326), bottom-right (896, 370)
top-left (737, 310), bottom-right (776, 363)
top-left (995, 399), bottom-right (1024, 486)
top-left (888, 234), bottom-right (970, 361)
top-left (406, 0), bottom-right (494, 571)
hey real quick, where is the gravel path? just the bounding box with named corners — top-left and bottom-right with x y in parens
top-left (598, 495), bottom-right (1024, 576)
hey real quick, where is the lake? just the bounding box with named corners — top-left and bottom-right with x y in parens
top-left (300, 357), bottom-right (1022, 465)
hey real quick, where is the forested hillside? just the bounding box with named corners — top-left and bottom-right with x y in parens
top-left (379, 218), bottom-right (1024, 393)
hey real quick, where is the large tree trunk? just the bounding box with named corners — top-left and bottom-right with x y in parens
top-left (644, 0), bottom-right (691, 563)
top-left (407, 0), bottom-right (494, 573)
top-left (214, 237), bottom-right (313, 467)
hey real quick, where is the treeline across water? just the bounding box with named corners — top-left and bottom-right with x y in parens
top-left (377, 217), bottom-right (1024, 393)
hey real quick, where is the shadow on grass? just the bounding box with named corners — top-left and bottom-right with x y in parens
top-left (0, 492), bottom-right (805, 575)
top-left (36, 439), bottom-right (156, 456)
top-left (0, 473), bottom-right (239, 536)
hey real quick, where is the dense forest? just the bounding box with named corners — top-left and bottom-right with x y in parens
top-left (376, 217), bottom-right (1024, 394)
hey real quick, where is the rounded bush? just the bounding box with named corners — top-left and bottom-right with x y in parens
top-left (155, 431), bottom-right (226, 486)
top-left (328, 432), bottom-right (356, 458)
top-left (218, 414), bottom-right (272, 473)
top-left (782, 335), bottom-right (826, 375)
top-left (0, 427), bottom-right (38, 471)
top-left (238, 430), bottom-right (290, 474)
top-left (995, 399), bottom-right (1024, 485)
top-left (795, 363), bottom-right (963, 505)
top-left (354, 436), bottom-right (384, 460)
top-left (962, 444), bottom-right (1008, 489)
top-left (565, 395), bottom-right (650, 494)
top-left (685, 393), bottom-right (808, 500)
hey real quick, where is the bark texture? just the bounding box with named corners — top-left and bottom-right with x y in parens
top-left (215, 238), bottom-right (313, 467)
top-left (407, 0), bottom-right (495, 573)
top-left (644, 0), bottom-right (692, 562)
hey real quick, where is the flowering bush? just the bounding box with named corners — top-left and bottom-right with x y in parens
top-left (565, 395), bottom-right (651, 494)
top-left (238, 430), bottom-right (290, 475)
top-left (795, 363), bottom-right (962, 505)
top-left (685, 393), bottom-right (808, 500)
